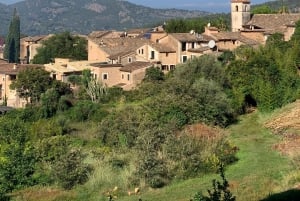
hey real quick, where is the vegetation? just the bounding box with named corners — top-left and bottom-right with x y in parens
top-left (1, 11), bottom-right (300, 201)
top-left (4, 8), bottom-right (20, 63)
top-left (165, 14), bottom-right (230, 33)
top-left (32, 32), bottom-right (88, 64)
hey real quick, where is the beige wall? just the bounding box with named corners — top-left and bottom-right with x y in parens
top-left (88, 40), bottom-right (108, 61)
top-left (0, 73), bottom-right (26, 108)
top-left (284, 27), bottom-right (296, 41)
top-left (90, 65), bottom-right (122, 87)
top-left (231, 2), bottom-right (251, 32)
top-left (241, 31), bottom-right (265, 44)
top-left (217, 40), bottom-right (241, 51)
top-left (20, 41), bottom-right (43, 63)
top-left (150, 32), bottom-right (167, 43)
top-left (121, 67), bottom-right (149, 90)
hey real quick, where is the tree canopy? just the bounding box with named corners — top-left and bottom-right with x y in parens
top-left (4, 8), bottom-right (20, 63)
top-left (32, 32), bottom-right (87, 64)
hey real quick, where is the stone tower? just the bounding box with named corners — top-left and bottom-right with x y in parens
top-left (231, 0), bottom-right (251, 32)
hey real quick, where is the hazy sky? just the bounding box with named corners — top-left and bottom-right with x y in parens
top-left (1, 0), bottom-right (272, 12)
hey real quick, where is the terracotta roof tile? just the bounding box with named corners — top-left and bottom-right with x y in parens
top-left (149, 43), bottom-right (176, 53)
top-left (207, 32), bottom-right (259, 46)
top-left (120, 61), bottom-right (152, 72)
top-left (188, 46), bottom-right (211, 53)
top-left (170, 33), bottom-right (210, 42)
top-left (0, 64), bottom-right (43, 75)
top-left (246, 14), bottom-right (300, 33)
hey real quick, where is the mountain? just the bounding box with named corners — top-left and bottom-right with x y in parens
top-left (0, 0), bottom-right (21, 5)
top-left (255, 0), bottom-right (300, 12)
top-left (0, 0), bottom-right (209, 36)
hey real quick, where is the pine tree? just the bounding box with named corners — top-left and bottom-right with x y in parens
top-left (4, 8), bottom-right (20, 63)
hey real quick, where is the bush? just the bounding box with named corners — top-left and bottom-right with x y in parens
top-left (52, 149), bottom-right (93, 190)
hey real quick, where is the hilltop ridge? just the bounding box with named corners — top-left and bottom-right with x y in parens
top-left (0, 0), bottom-right (208, 36)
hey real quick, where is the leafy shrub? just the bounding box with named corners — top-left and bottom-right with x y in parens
top-left (52, 149), bottom-right (93, 190)
top-left (192, 164), bottom-right (236, 201)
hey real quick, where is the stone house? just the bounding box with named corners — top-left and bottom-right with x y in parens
top-left (0, 63), bottom-right (43, 108)
top-left (136, 43), bottom-right (176, 72)
top-left (44, 58), bottom-right (96, 83)
top-left (203, 26), bottom-right (259, 51)
top-left (158, 33), bottom-right (213, 64)
top-left (231, 0), bottom-right (300, 44)
top-left (20, 35), bottom-right (50, 64)
top-left (89, 61), bottom-right (153, 90)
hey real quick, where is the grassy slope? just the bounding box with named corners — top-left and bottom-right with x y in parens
top-left (121, 111), bottom-right (298, 201)
top-left (11, 106), bottom-right (300, 201)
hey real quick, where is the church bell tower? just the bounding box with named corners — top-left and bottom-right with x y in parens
top-left (231, 0), bottom-right (251, 32)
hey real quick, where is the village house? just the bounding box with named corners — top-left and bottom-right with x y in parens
top-left (44, 58), bottom-right (97, 83)
top-left (203, 26), bottom-right (259, 51)
top-left (136, 42), bottom-right (176, 72)
top-left (231, 0), bottom-right (300, 44)
top-left (158, 32), bottom-right (214, 64)
top-left (0, 63), bottom-right (43, 108)
top-left (90, 61), bottom-right (153, 90)
top-left (20, 35), bottom-right (51, 64)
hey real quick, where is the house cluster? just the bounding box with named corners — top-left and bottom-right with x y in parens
top-left (1, 0), bottom-right (300, 108)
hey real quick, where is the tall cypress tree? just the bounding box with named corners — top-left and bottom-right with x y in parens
top-left (4, 8), bottom-right (20, 63)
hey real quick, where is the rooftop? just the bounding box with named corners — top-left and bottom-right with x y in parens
top-left (120, 61), bottom-right (152, 72)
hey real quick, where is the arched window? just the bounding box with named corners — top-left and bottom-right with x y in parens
top-left (236, 5), bottom-right (239, 12)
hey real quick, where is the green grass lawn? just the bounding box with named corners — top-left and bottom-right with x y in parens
top-left (120, 112), bottom-right (298, 201)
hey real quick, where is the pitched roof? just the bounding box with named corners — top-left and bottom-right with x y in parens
top-left (91, 37), bottom-right (149, 58)
top-left (169, 33), bottom-right (210, 42)
top-left (188, 46), bottom-right (211, 53)
top-left (207, 32), bottom-right (259, 46)
top-left (246, 14), bottom-right (300, 33)
top-left (120, 61), bottom-right (152, 72)
top-left (0, 64), bottom-right (43, 75)
top-left (149, 43), bottom-right (176, 53)
top-left (90, 63), bottom-right (122, 68)
top-left (21, 35), bottom-right (48, 43)
top-left (108, 50), bottom-right (135, 60)
top-left (88, 30), bottom-right (123, 39)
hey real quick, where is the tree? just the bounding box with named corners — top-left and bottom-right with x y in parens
top-left (4, 8), bottom-right (20, 63)
top-left (192, 164), bottom-right (236, 201)
top-left (0, 119), bottom-right (37, 200)
top-left (251, 5), bottom-right (276, 14)
top-left (10, 67), bottom-right (52, 104)
top-left (143, 67), bottom-right (164, 81)
top-left (32, 32), bottom-right (87, 64)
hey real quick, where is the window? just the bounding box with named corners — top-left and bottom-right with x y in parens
top-left (170, 65), bottom-right (176, 71)
top-left (166, 53), bottom-right (169, 57)
top-left (127, 74), bottom-right (130, 81)
top-left (235, 5), bottom-right (238, 12)
top-left (128, 57), bottom-right (132, 63)
top-left (150, 51), bottom-right (155, 59)
top-left (192, 42), bottom-right (195, 49)
top-left (94, 73), bottom-right (97, 80)
top-left (181, 42), bottom-right (186, 51)
top-left (142, 49), bottom-right (144, 54)
top-left (182, 55), bottom-right (188, 63)
top-left (138, 49), bottom-right (141, 54)
top-left (52, 74), bottom-right (56, 80)
top-left (161, 65), bottom-right (168, 71)
top-left (9, 75), bottom-right (16, 80)
top-left (102, 73), bottom-right (108, 80)
top-left (122, 74), bottom-right (124, 79)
